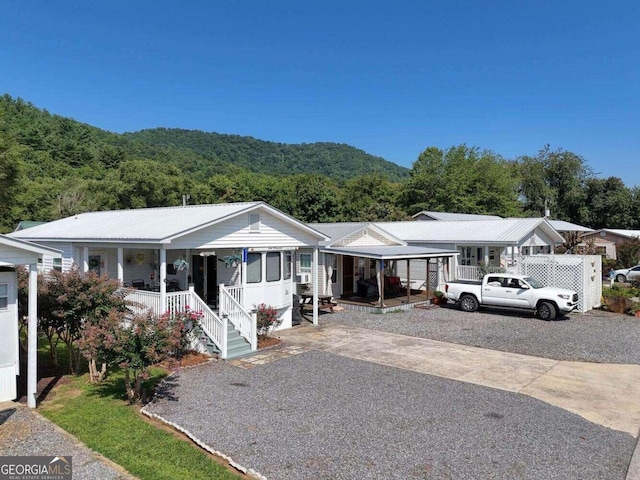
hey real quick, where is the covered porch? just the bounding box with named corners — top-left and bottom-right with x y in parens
top-left (321, 245), bottom-right (458, 314)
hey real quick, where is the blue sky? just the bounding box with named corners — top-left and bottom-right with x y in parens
top-left (2, 1), bottom-right (639, 187)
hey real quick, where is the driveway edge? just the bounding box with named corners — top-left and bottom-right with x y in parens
top-left (627, 430), bottom-right (640, 480)
top-left (140, 368), bottom-right (267, 480)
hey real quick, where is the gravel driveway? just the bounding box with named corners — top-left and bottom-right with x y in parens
top-left (145, 351), bottom-right (635, 480)
top-left (322, 306), bottom-right (640, 364)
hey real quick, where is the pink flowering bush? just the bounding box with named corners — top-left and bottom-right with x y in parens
top-left (79, 307), bottom-right (203, 403)
top-left (256, 303), bottom-right (279, 339)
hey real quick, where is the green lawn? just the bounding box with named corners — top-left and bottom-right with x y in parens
top-left (38, 356), bottom-right (243, 480)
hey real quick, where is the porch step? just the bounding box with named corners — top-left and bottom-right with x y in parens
top-left (201, 321), bottom-right (252, 359)
top-left (225, 326), bottom-right (252, 359)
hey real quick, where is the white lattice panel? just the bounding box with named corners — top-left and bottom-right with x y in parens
top-left (517, 255), bottom-right (601, 313)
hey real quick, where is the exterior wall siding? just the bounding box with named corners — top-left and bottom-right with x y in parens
top-left (169, 210), bottom-right (320, 250)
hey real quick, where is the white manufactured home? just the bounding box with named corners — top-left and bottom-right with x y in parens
top-left (10, 202), bottom-right (328, 359)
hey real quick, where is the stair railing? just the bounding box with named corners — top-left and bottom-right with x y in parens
top-left (187, 286), bottom-right (227, 357)
top-left (219, 284), bottom-right (257, 351)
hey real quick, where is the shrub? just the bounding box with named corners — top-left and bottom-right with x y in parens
top-left (256, 304), bottom-right (279, 339)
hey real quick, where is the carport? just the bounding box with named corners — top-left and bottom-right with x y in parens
top-left (321, 245), bottom-right (458, 309)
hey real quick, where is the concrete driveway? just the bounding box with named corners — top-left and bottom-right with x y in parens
top-left (278, 324), bottom-right (640, 436)
top-left (144, 323), bottom-right (639, 479)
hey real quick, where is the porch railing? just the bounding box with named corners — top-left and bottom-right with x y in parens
top-left (219, 284), bottom-right (257, 351)
top-left (125, 289), bottom-right (163, 315)
top-left (123, 287), bottom-right (229, 358)
top-left (456, 265), bottom-right (517, 281)
top-left (188, 289), bottom-right (227, 358)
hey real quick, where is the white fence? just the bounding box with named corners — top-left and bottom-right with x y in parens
top-left (219, 284), bottom-right (256, 351)
top-left (515, 255), bottom-right (602, 313)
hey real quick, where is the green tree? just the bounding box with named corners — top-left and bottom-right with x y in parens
top-left (400, 145), bottom-right (520, 217)
top-left (583, 177), bottom-right (634, 229)
top-left (0, 137), bottom-right (25, 231)
top-left (517, 145), bottom-right (592, 222)
top-left (37, 268), bottom-right (128, 373)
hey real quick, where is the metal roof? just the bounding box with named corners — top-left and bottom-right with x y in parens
top-left (375, 218), bottom-right (564, 244)
top-left (310, 222), bottom-right (372, 246)
top-left (603, 229), bottom-right (640, 239)
top-left (0, 234), bottom-right (62, 265)
top-left (547, 220), bottom-right (594, 233)
top-left (412, 211), bottom-right (502, 221)
top-left (9, 202), bottom-right (327, 244)
top-left (322, 245), bottom-right (459, 260)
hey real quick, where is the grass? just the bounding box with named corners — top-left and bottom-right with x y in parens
top-left (36, 339), bottom-right (243, 480)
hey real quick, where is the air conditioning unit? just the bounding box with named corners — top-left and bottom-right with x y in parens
top-left (296, 273), bottom-right (311, 284)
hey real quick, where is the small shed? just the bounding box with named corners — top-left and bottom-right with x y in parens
top-left (0, 235), bottom-right (60, 407)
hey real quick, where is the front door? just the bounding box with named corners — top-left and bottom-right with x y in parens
top-left (192, 255), bottom-right (217, 306)
top-left (342, 256), bottom-right (354, 295)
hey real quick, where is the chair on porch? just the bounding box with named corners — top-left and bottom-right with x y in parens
top-left (131, 279), bottom-right (146, 289)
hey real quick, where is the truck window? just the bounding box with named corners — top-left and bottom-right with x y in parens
top-left (487, 276), bottom-right (502, 286)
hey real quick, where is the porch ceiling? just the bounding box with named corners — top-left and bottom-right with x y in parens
top-left (321, 245), bottom-right (459, 260)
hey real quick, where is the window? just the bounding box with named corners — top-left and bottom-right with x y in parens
top-left (247, 253), bottom-right (262, 283)
top-left (0, 284), bottom-right (7, 309)
top-left (249, 213), bottom-right (260, 232)
top-left (299, 253), bottom-right (311, 273)
top-left (284, 251), bottom-right (292, 280)
top-left (266, 252), bottom-right (281, 282)
top-left (53, 258), bottom-right (62, 272)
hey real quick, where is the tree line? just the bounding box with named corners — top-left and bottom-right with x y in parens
top-left (2, 94), bottom-right (640, 232)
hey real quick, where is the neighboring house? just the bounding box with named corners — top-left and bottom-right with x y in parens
top-left (579, 229), bottom-right (640, 260)
top-left (9, 202), bottom-right (328, 358)
top-left (0, 234), bottom-right (61, 407)
top-left (307, 217), bottom-right (562, 302)
top-left (14, 221), bottom-right (47, 232)
top-left (378, 217), bottom-right (564, 282)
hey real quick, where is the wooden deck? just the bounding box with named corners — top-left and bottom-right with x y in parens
top-left (336, 290), bottom-right (432, 313)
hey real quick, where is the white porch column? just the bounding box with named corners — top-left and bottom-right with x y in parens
top-left (185, 248), bottom-right (191, 286)
top-left (159, 247), bottom-right (167, 309)
top-left (406, 259), bottom-right (411, 303)
top-left (117, 248), bottom-right (124, 284)
top-left (377, 260), bottom-right (385, 307)
top-left (312, 247), bottom-right (319, 325)
top-left (82, 247), bottom-right (89, 272)
top-left (483, 246), bottom-right (489, 265)
top-left (27, 265), bottom-right (38, 408)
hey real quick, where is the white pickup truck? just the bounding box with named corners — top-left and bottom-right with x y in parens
top-left (444, 274), bottom-right (578, 320)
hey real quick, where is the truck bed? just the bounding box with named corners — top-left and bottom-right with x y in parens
top-left (448, 280), bottom-right (482, 285)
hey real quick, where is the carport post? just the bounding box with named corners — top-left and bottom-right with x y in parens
top-left (312, 247), bottom-right (319, 325)
top-left (426, 260), bottom-right (431, 299)
top-left (27, 264), bottom-right (38, 408)
top-left (406, 259), bottom-right (411, 304)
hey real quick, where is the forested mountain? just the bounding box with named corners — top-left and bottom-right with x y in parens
top-left (2, 93), bottom-right (640, 236)
top-left (123, 128), bottom-right (409, 180)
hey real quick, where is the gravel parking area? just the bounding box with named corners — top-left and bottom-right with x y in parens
top-left (145, 351), bottom-right (635, 480)
top-left (322, 305), bottom-right (640, 364)
top-left (0, 405), bottom-right (131, 479)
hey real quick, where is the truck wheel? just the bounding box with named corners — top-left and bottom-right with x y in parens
top-left (616, 274), bottom-right (627, 283)
top-left (460, 294), bottom-right (479, 312)
top-left (538, 301), bottom-right (557, 321)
